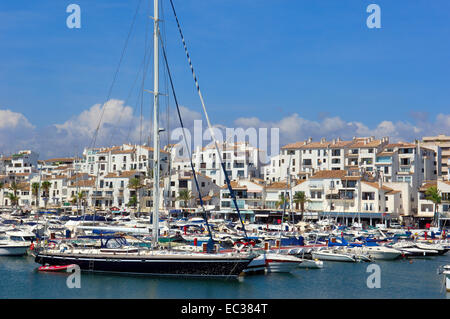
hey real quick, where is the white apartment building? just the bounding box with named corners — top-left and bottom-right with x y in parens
top-left (82, 144), bottom-right (170, 178)
top-left (190, 141), bottom-right (266, 187)
top-left (265, 136), bottom-right (389, 182)
top-left (421, 134), bottom-right (449, 180)
top-left (161, 170), bottom-right (221, 210)
top-left (0, 150), bottom-right (39, 175)
top-left (417, 180), bottom-right (450, 227)
top-left (0, 181), bottom-right (32, 208)
top-left (220, 179), bottom-right (266, 211)
top-left (375, 142), bottom-right (437, 184)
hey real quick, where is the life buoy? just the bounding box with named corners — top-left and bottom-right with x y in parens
top-left (48, 242), bottom-right (56, 249)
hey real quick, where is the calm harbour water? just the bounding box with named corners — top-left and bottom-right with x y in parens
top-left (1, 254), bottom-right (449, 299)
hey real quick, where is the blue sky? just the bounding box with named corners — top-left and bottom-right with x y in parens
top-left (0, 0), bottom-right (449, 157)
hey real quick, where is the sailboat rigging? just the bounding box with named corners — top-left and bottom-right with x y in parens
top-left (33, 0), bottom-right (256, 279)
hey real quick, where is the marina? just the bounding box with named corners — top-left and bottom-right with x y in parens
top-left (1, 0), bottom-right (449, 303)
top-left (2, 208), bottom-right (450, 298)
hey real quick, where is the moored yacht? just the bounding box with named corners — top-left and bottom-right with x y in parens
top-left (0, 231), bottom-right (33, 256)
top-left (264, 252), bottom-right (303, 273)
top-left (34, 236), bottom-right (256, 278)
top-left (361, 245), bottom-right (402, 260)
top-left (311, 248), bottom-right (357, 262)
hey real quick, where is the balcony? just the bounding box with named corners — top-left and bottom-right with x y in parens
top-left (91, 192), bottom-right (113, 200)
top-left (346, 153), bottom-right (359, 158)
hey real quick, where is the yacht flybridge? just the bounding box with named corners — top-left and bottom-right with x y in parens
top-left (33, 0), bottom-right (257, 279)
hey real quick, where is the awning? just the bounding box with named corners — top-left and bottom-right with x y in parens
top-left (319, 212), bottom-right (392, 219)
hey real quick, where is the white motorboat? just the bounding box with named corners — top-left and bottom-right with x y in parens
top-left (311, 248), bottom-right (357, 262)
top-left (282, 248), bottom-right (324, 269)
top-left (0, 232), bottom-right (32, 256)
top-left (265, 252), bottom-right (303, 273)
top-left (361, 245), bottom-right (402, 260)
top-left (415, 242), bottom-right (448, 255)
top-left (244, 254), bottom-right (266, 274)
top-left (392, 241), bottom-right (439, 257)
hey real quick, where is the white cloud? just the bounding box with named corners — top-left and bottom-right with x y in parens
top-left (0, 109), bottom-right (34, 130)
top-left (233, 112), bottom-right (450, 148)
top-left (0, 101), bottom-right (449, 159)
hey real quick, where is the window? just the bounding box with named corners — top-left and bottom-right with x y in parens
top-left (362, 192), bottom-right (375, 200)
top-left (179, 180), bottom-right (188, 188)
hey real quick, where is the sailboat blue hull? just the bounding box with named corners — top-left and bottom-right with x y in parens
top-left (34, 252), bottom-right (253, 279)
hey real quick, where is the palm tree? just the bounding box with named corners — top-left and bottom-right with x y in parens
top-left (31, 182), bottom-right (40, 208)
top-left (128, 177), bottom-right (144, 215)
top-left (275, 194), bottom-right (289, 209)
top-left (293, 191), bottom-right (310, 212)
top-left (177, 189), bottom-right (193, 209)
top-left (8, 181), bottom-right (19, 197)
top-left (41, 181), bottom-right (51, 209)
top-left (425, 186), bottom-right (442, 227)
top-left (293, 191), bottom-right (310, 222)
top-left (7, 193), bottom-right (20, 208)
top-left (70, 193), bottom-right (78, 205)
top-left (127, 195), bottom-right (138, 209)
top-left (7, 182), bottom-right (21, 209)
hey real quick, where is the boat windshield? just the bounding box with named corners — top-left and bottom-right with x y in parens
top-left (9, 236), bottom-right (26, 241)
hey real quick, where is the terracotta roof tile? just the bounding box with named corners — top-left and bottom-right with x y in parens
top-left (310, 170), bottom-right (347, 179)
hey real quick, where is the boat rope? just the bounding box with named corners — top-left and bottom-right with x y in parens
top-left (168, 0), bottom-right (249, 241)
top-left (158, 36), bottom-right (214, 247)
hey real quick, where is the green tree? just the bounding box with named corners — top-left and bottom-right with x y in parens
top-left (41, 181), bottom-right (51, 209)
top-left (293, 191), bottom-right (310, 212)
top-left (78, 191), bottom-right (87, 216)
top-left (127, 195), bottom-right (138, 209)
top-left (276, 194), bottom-right (289, 209)
top-left (128, 177), bottom-right (144, 215)
top-left (31, 182), bottom-right (40, 208)
top-left (425, 186), bottom-right (442, 227)
top-left (7, 193), bottom-right (20, 208)
top-left (7, 182), bottom-right (21, 208)
top-left (177, 189), bottom-right (193, 208)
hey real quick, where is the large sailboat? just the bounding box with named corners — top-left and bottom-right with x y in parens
top-left (33, 0), bottom-right (256, 279)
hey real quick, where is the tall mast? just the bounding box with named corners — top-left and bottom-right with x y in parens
top-left (152, 0), bottom-right (160, 248)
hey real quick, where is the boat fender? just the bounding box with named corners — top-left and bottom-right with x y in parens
top-left (30, 243), bottom-right (35, 250)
